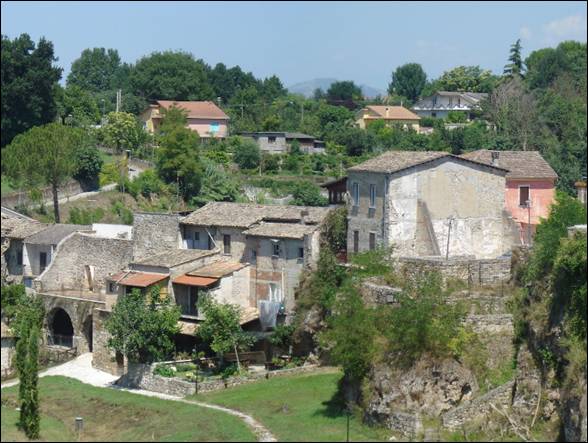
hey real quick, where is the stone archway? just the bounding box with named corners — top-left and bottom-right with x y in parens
top-left (48, 308), bottom-right (74, 348)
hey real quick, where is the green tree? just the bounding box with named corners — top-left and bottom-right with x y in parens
top-left (320, 285), bottom-right (378, 402)
top-left (55, 84), bottom-right (101, 126)
top-left (290, 181), bottom-right (328, 206)
top-left (197, 296), bottom-right (255, 370)
top-left (67, 47), bottom-right (122, 92)
top-left (326, 81), bottom-right (362, 108)
top-left (130, 51), bottom-right (214, 101)
top-left (102, 111), bottom-right (143, 153)
top-left (1, 34), bottom-right (62, 147)
top-left (234, 138), bottom-right (261, 170)
top-left (105, 286), bottom-right (181, 363)
top-left (503, 39), bottom-right (525, 78)
top-left (321, 206), bottom-right (348, 253)
top-left (192, 159), bottom-right (241, 206)
top-left (2, 123), bottom-right (85, 222)
top-left (388, 63), bottom-right (427, 102)
top-left (434, 65), bottom-right (498, 93)
top-left (73, 144), bottom-right (104, 187)
top-left (155, 107), bottom-right (203, 200)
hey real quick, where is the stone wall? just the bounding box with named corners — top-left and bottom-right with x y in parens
top-left (1, 337), bottom-right (16, 378)
top-left (360, 279), bottom-right (401, 306)
top-left (92, 309), bottom-right (126, 375)
top-left (132, 213), bottom-right (181, 261)
top-left (117, 362), bottom-right (331, 397)
top-left (442, 381), bottom-right (515, 430)
top-left (37, 232), bottom-right (134, 293)
top-left (1, 178), bottom-right (87, 209)
top-left (397, 256), bottom-right (511, 286)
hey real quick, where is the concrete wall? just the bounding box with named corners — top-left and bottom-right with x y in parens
top-left (348, 158), bottom-right (513, 259)
top-left (132, 213), bottom-right (181, 261)
top-left (37, 233), bottom-right (134, 293)
top-left (91, 223), bottom-right (132, 239)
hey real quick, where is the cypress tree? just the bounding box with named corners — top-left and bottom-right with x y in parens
top-left (22, 323), bottom-right (40, 439)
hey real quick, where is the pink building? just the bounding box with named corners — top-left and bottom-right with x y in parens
top-left (140, 100), bottom-right (230, 138)
top-left (462, 150), bottom-right (558, 245)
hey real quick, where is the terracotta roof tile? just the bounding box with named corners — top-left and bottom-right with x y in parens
top-left (362, 105), bottom-right (420, 120)
top-left (156, 100), bottom-right (229, 120)
top-left (110, 271), bottom-right (168, 288)
top-left (244, 222), bottom-right (318, 240)
top-left (187, 260), bottom-right (248, 278)
top-left (132, 249), bottom-right (217, 268)
top-left (461, 150), bottom-right (558, 180)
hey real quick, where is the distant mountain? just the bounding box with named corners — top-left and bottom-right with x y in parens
top-left (287, 78), bottom-right (386, 99)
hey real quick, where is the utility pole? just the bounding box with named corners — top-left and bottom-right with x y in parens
top-left (300, 102), bottom-right (304, 125)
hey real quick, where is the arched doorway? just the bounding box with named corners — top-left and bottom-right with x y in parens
top-left (49, 308), bottom-right (74, 348)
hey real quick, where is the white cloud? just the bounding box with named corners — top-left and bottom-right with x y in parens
top-left (543, 14), bottom-right (587, 43)
top-left (519, 26), bottom-right (533, 40)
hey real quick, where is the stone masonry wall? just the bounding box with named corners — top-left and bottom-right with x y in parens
top-left (117, 362), bottom-right (332, 397)
top-left (442, 380), bottom-right (515, 429)
top-left (397, 256), bottom-right (511, 286)
top-left (38, 233), bottom-right (134, 293)
top-left (132, 213), bottom-right (181, 261)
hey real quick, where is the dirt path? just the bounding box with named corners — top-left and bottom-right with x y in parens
top-left (1, 353), bottom-right (277, 442)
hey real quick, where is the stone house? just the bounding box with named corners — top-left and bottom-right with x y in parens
top-left (346, 151), bottom-right (519, 259)
top-left (461, 150), bottom-right (558, 245)
top-left (140, 100), bottom-right (229, 138)
top-left (239, 132), bottom-right (326, 154)
top-left (412, 91), bottom-right (488, 120)
top-left (2, 221), bottom-right (91, 287)
top-left (355, 105), bottom-right (421, 131)
top-left (180, 202), bottom-right (331, 317)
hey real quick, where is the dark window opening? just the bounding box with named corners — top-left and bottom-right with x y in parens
top-left (17, 250), bottom-right (23, 266)
top-left (353, 231), bottom-right (359, 253)
top-left (298, 247), bottom-right (304, 259)
top-left (519, 186), bottom-right (530, 206)
top-left (223, 234), bottom-right (231, 254)
top-left (272, 242), bottom-right (280, 257)
top-left (369, 233), bottom-right (376, 250)
top-left (39, 252), bottom-right (48, 273)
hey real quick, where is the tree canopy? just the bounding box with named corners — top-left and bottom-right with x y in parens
top-left (67, 47), bottom-right (123, 93)
top-left (1, 33), bottom-right (62, 147)
top-left (388, 63), bottom-right (427, 102)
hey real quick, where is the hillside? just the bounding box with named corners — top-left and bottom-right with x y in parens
top-left (287, 77), bottom-right (386, 98)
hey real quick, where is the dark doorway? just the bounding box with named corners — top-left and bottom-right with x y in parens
top-left (49, 308), bottom-right (74, 348)
top-left (82, 315), bottom-right (93, 352)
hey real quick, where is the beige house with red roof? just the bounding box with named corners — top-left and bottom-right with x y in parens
top-left (356, 105), bottom-right (420, 131)
top-left (140, 100), bottom-right (229, 138)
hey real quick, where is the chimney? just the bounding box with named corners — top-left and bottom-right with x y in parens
top-left (491, 151), bottom-right (500, 166)
top-left (385, 107), bottom-right (389, 117)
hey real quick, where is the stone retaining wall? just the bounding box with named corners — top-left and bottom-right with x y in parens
top-left (397, 256), bottom-right (511, 286)
top-left (1, 179), bottom-right (89, 209)
top-left (442, 381), bottom-right (515, 429)
top-left (117, 362), bottom-right (333, 397)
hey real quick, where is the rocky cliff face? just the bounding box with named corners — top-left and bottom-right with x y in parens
top-left (366, 357), bottom-right (478, 419)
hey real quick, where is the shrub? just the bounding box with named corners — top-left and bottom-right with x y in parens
top-left (127, 170), bottom-right (167, 199)
top-left (321, 206), bottom-right (348, 253)
top-left (447, 111), bottom-right (468, 123)
top-left (154, 364), bottom-right (176, 377)
top-left (290, 181), bottom-right (328, 206)
top-left (67, 207), bottom-right (105, 225)
top-left (233, 138), bottom-right (260, 170)
top-left (73, 145), bottom-right (103, 185)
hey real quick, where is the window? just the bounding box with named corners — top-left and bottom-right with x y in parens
top-left (352, 182), bottom-right (359, 207)
top-left (178, 287), bottom-right (198, 316)
top-left (223, 234), bottom-right (231, 254)
top-left (298, 247), bottom-right (304, 260)
top-left (353, 231), bottom-right (359, 253)
top-left (268, 136), bottom-right (276, 143)
top-left (269, 283), bottom-right (283, 303)
top-left (210, 122), bottom-right (220, 133)
top-left (39, 252), bottom-right (47, 273)
top-left (272, 242), bottom-right (281, 257)
top-left (369, 184), bottom-right (376, 208)
top-left (17, 250), bottom-right (23, 266)
top-left (108, 282), bottom-right (117, 294)
top-left (369, 233), bottom-right (376, 251)
top-left (519, 186), bottom-right (530, 206)
top-left (431, 112), bottom-right (437, 118)
top-left (251, 249), bottom-right (257, 263)
top-left (194, 231), bottom-right (200, 242)
top-left (448, 98), bottom-right (453, 107)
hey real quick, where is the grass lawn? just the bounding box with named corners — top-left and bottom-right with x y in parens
top-left (1, 376), bottom-right (255, 442)
top-left (191, 370), bottom-right (392, 442)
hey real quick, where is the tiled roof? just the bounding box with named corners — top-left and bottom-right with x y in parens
top-left (24, 224), bottom-right (90, 245)
top-left (461, 150), bottom-right (558, 180)
top-left (187, 260), bottom-right (248, 278)
top-left (244, 222), bottom-right (318, 240)
top-left (155, 100), bottom-right (229, 120)
top-left (363, 105), bottom-right (421, 120)
top-left (109, 271), bottom-right (168, 288)
top-left (172, 274), bottom-right (218, 287)
top-left (348, 150), bottom-right (508, 175)
top-left (132, 249), bottom-right (217, 268)
top-left (1, 218), bottom-right (48, 240)
top-left (181, 202), bottom-right (331, 228)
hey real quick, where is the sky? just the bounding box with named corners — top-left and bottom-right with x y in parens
top-left (2, 1), bottom-right (587, 91)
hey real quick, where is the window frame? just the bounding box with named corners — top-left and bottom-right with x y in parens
top-left (519, 185), bottom-right (531, 207)
top-left (223, 234), bottom-right (231, 255)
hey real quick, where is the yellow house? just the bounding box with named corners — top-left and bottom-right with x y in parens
top-left (140, 100), bottom-right (230, 138)
top-left (355, 105), bottom-right (420, 131)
